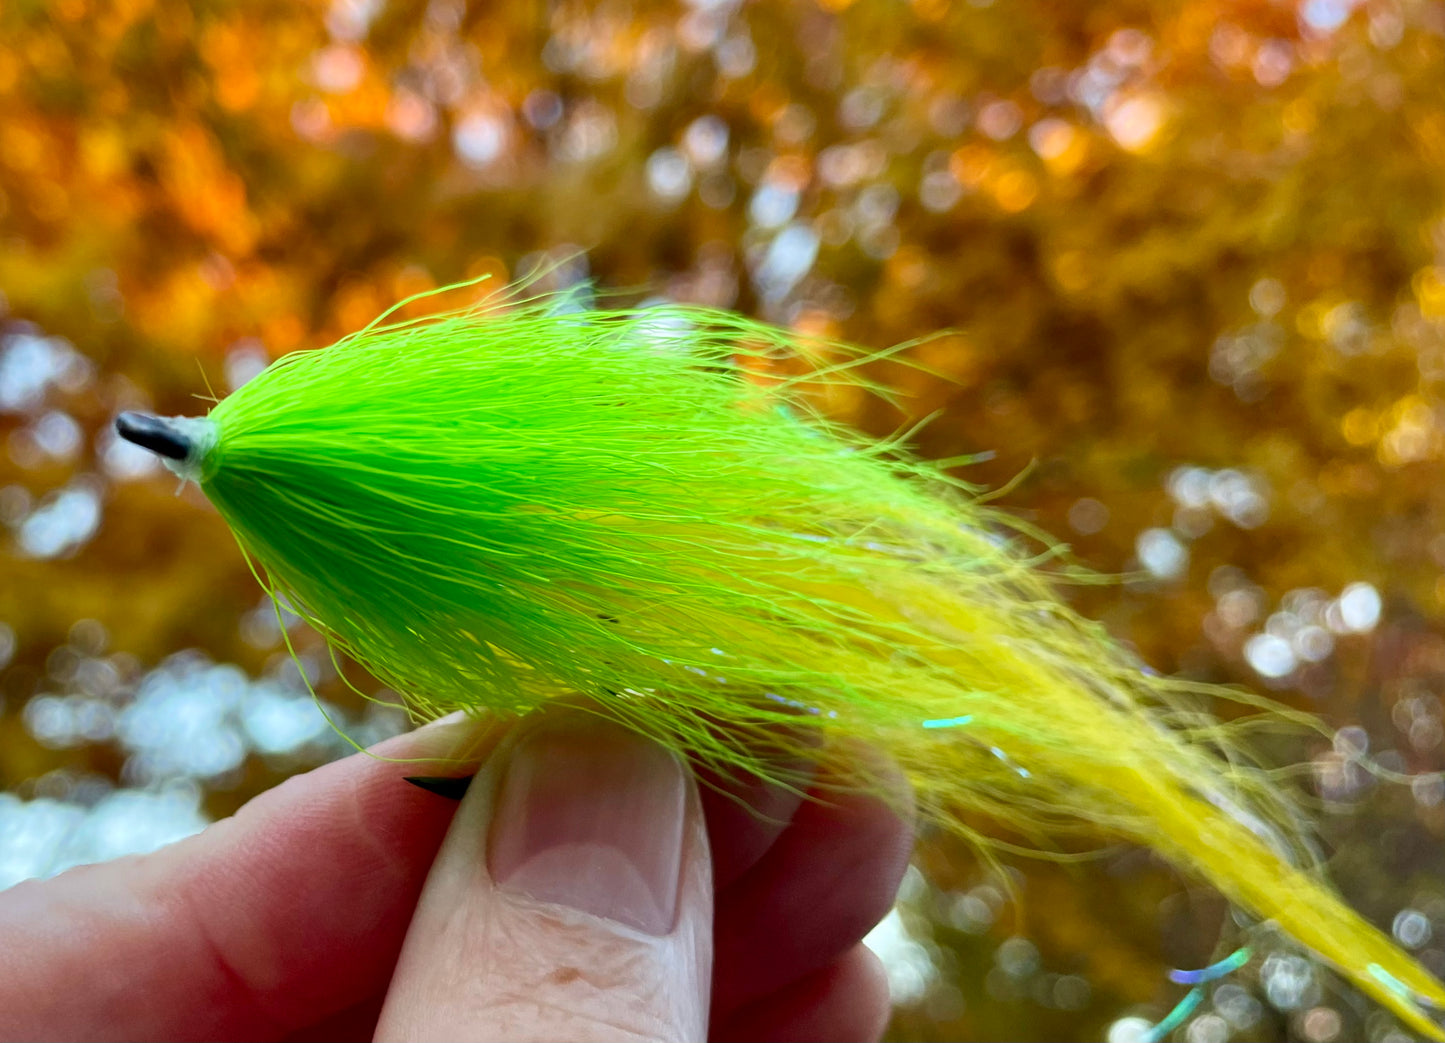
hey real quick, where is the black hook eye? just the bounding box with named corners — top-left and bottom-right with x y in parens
top-left (115, 412), bottom-right (193, 461)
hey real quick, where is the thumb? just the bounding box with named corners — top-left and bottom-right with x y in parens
top-left (374, 712), bottom-right (714, 1042)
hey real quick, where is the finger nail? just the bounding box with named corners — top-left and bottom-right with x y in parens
top-left (488, 716), bottom-right (687, 936)
top-left (373, 710), bottom-right (478, 759)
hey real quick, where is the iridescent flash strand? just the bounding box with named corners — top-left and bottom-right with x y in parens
top-left (1144, 948), bottom-right (1252, 1043)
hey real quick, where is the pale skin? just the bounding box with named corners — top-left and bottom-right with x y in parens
top-left (0, 708), bottom-right (913, 1042)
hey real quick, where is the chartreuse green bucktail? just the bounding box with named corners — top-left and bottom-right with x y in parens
top-left (116, 285), bottom-right (1445, 1038)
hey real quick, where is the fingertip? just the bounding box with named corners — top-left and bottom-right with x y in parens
top-left (818, 738), bottom-right (918, 835)
top-left (215, 713), bottom-right (497, 886)
top-left (712, 944), bottom-right (894, 1043)
top-left (763, 757), bottom-right (916, 924)
top-left (367, 710), bottom-right (503, 767)
top-left (697, 764), bottom-right (810, 891)
top-left (712, 758), bottom-right (914, 1015)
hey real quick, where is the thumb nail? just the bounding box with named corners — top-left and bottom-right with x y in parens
top-left (488, 716), bottom-right (687, 936)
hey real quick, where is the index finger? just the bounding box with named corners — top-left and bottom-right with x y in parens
top-left (0, 714), bottom-right (497, 1042)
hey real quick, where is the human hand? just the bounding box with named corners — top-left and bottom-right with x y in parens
top-left (0, 708), bottom-right (913, 1042)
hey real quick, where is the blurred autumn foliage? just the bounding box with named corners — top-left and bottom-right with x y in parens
top-left (3, 0), bottom-right (1445, 1040)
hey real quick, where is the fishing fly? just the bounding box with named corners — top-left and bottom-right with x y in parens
top-left (116, 282), bottom-right (1445, 1038)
